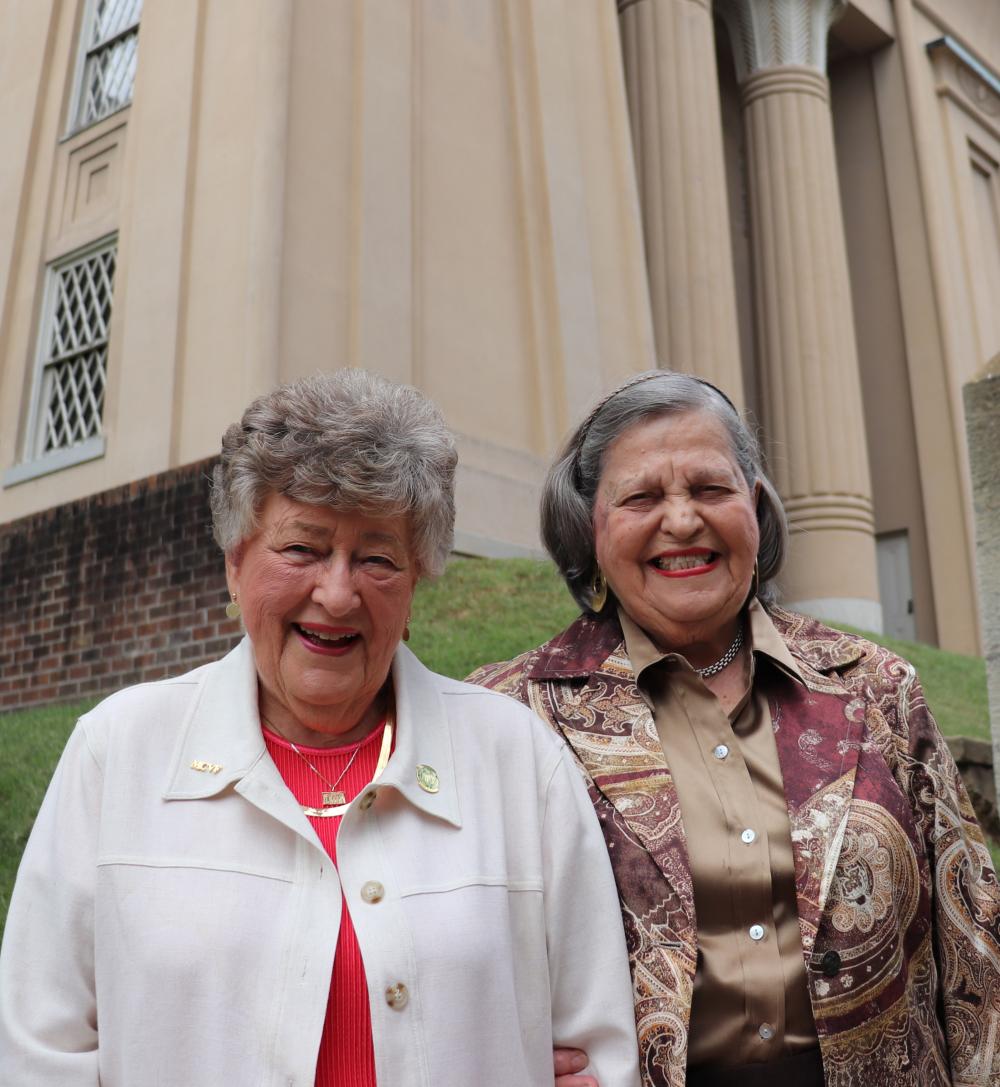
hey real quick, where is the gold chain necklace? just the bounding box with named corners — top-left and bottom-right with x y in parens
top-left (262, 712), bottom-right (395, 818)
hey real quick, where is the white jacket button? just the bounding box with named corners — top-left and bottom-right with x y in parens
top-left (385, 982), bottom-right (409, 1009)
top-left (361, 881), bottom-right (385, 904)
top-left (359, 791), bottom-right (376, 811)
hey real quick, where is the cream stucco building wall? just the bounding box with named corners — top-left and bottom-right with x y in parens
top-left (1, 0), bottom-right (998, 655)
top-left (0, 0), bottom-right (655, 561)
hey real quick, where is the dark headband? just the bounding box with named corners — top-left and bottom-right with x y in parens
top-left (572, 370), bottom-right (740, 485)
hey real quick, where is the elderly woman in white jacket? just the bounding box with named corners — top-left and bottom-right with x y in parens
top-left (0, 370), bottom-right (639, 1087)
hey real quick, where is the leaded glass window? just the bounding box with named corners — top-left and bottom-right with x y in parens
top-left (74, 0), bottom-right (143, 131)
top-left (32, 241), bottom-right (117, 458)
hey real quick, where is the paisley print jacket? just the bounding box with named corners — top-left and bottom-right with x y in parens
top-left (468, 606), bottom-right (1000, 1087)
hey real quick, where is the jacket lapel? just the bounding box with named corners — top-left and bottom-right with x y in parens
top-left (162, 637), bottom-right (325, 847)
top-left (378, 644), bottom-right (462, 828)
top-left (767, 608), bottom-right (868, 959)
top-left (529, 616), bottom-right (695, 913)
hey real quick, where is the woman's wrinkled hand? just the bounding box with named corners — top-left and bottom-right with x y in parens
top-left (553, 1046), bottom-right (598, 1087)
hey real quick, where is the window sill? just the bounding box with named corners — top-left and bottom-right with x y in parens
top-left (3, 436), bottom-right (107, 487)
top-left (61, 102), bottom-right (131, 144)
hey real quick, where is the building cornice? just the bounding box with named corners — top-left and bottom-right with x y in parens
top-left (927, 36), bottom-right (1000, 134)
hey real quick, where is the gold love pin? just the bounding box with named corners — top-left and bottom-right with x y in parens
top-left (190, 760), bottom-right (223, 774)
top-left (415, 764), bottom-right (439, 794)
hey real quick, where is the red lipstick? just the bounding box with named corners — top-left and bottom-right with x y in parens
top-left (649, 549), bottom-right (718, 579)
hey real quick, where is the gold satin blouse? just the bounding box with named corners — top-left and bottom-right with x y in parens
top-left (620, 600), bottom-right (819, 1068)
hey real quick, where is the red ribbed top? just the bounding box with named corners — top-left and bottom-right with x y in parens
top-left (264, 720), bottom-right (392, 1087)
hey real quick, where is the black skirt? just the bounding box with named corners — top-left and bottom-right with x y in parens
top-left (686, 1047), bottom-right (824, 1087)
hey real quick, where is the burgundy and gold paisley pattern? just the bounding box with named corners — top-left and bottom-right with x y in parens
top-left (468, 606), bottom-right (1000, 1086)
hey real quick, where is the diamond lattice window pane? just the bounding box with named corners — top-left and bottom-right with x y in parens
top-left (78, 31), bottom-right (139, 127)
top-left (48, 249), bottom-right (115, 359)
top-left (37, 242), bottom-right (117, 456)
top-left (91, 0), bottom-right (143, 46)
top-left (41, 348), bottom-right (109, 453)
top-left (76, 0), bottom-right (142, 129)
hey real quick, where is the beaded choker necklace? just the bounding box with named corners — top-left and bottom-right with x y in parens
top-left (693, 625), bottom-right (744, 678)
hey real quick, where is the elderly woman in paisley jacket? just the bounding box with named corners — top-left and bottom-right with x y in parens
top-left (469, 370), bottom-right (1000, 1087)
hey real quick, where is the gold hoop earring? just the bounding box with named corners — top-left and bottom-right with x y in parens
top-left (225, 594), bottom-right (241, 620)
top-left (748, 560), bottom-right (760, 602)
top-left (589, 568), bottom-right (608, 613)
top-left (403, 615), bottom-right (411, 642)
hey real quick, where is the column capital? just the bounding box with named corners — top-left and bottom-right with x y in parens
top-left (715, 0), bottom-right (845, 84)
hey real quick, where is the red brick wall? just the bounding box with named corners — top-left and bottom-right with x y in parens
top-left (0, 458), bottom-right (241, 712)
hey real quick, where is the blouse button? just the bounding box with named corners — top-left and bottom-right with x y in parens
top-left (713, 744), bottom-right (730, 760)
top-left (385, 982), bottom-right (409, 1010)
top-left (741, 828), bottom-right (757, 845)
top-left (758, 1023), bottom-right (775, 1041)
top-left (360, 881), bottom-right (384, 904)
top-left (748, 924), bottom-right (766, 942)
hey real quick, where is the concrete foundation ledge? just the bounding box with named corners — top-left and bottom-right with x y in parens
top-left (786, 597), bottom-right (884, 634)
top-left (452, 530), bottom-right (545, 561)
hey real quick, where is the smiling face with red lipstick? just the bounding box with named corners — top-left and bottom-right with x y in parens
top-left (592, 409), bottom-right (759, 668)
top-left (226, 493), bottom-right (418, 746)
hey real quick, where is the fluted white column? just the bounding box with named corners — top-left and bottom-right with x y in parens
top-left (618, 0), bottom-right (743, 400)
top-left (717, 0), bottom-right (881, 630)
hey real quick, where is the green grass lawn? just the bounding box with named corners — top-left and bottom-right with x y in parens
top-left (0, 698), bottom-right (100, 931)
top-left (407, 556), bottom-right (578, 678)
top-left (1, 556), bottom-right (992, 931)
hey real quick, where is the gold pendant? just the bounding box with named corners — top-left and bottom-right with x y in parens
top-left (300, 720), bottom-right (394, 820)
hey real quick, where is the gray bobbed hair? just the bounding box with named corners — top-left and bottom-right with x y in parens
top-left (211, 370), bottom-right (457, 577)
top-left (541, 369), bottom-right (788, 615)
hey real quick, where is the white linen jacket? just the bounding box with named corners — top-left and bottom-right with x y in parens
top-left (0, 639), bottom-right (640, 1087)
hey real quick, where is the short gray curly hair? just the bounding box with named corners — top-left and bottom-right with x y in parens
top-left (211, 370), bottom-right (457, 577)
top-left (541, 369), bottom-right (788, 614)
